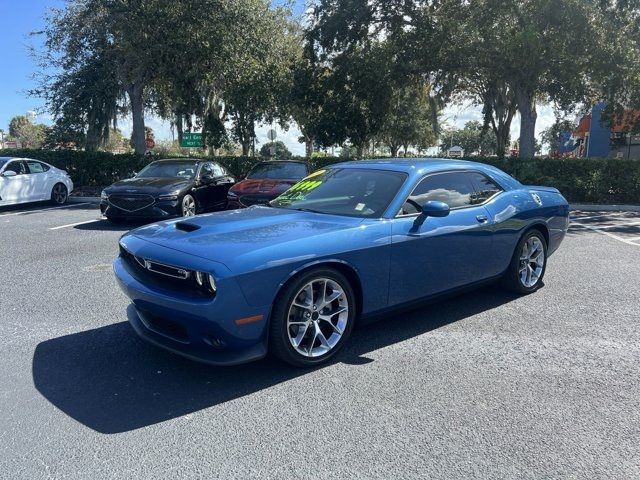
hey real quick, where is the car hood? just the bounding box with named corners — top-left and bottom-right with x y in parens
top-left (129, 206), bottom-right (363, 271)
top-left (106, 177), bottom-right (192, 195)
top-left (229, 178), bottom-right (298, 196)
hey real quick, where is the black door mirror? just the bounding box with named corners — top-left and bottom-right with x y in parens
top-left (200, 173), bottom-right (216, 184)
top-left (421, 200), bottom-right (450, 218)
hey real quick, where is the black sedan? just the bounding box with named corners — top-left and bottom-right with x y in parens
top-left (100, 159), bottom-right (235, 221)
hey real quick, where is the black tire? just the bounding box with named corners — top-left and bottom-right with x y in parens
top-left (180, 194), bottom-right (197, 217)
top-left (269, 267), bottom-right (357, 368)
top-left (502, 229), bottom-right (547, 294)
top-left (50, 183), bottom-right (68, 205)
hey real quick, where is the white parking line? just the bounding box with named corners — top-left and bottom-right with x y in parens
top-left (571, 222), bottom-right (640, 246)
top-left (0, 203), bottom-right (92, 217)
top-left (571, 220), bottom-right (640, 230)
top-left (569, 212), bottom-right (634, 221)
top-left (49, 219), bottom-right (102, 230)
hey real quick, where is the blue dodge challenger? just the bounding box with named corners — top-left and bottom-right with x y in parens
top-left (114, 159), bottom-right (569, 367)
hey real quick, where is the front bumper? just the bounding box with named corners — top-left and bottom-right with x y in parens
top-left (101, 199), bottom-right (179, 219)
top-left (113, 236), bottom-right (270, 366)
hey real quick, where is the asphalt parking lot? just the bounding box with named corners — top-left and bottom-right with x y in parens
top-left (0, 202), bottom-right (639, 479)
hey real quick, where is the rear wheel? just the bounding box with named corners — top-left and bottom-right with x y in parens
top-left (502, 229), bottom-right (547, 294)
top-left (51, 183), bottom-right (68, 205)
top-left (270, 268), bottom-right (356, 367)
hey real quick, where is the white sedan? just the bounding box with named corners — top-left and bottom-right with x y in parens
top-left (0, 157), bottom-right (74, 206)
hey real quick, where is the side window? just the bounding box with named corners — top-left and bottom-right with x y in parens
top-left (401, 172), bottom-right (476, 214)
top-left (26, 161), bottom-right (49, 174)
top-left (469, 172), bottom-right (503, 204)
top-left (201, 163), bottom-right (214, 176)
top-left (210, 163), bottom-right (225, 176)
top-left (5, 161), bottom-right (27, 175)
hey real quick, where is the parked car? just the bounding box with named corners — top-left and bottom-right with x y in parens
top-left (226, 160), bottom-right (310, 208)
top-left (100, 158), bottom-right (235, 221)
top-left (114, 159), bottom-right (569, 367)
top-left (0, 157), bottom-right (73, 207)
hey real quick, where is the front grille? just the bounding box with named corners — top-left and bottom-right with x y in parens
top-left (119, 244), bottom-right (214, 298)
top-left (109, 194), bottom-right (155, 212)
top-left (240, 194), bottom-right (272, 207)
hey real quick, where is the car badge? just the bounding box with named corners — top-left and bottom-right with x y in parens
top-left (531, 192), bottom-right (543, 206)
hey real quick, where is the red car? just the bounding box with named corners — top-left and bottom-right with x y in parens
top-left (227, 160), bottom-right (311, 208)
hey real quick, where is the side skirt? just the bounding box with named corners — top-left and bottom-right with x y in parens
top-left (358, 273), bottom-right (505, 326)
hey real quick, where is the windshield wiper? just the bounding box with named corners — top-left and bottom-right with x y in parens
top-left (291, 207), bottom-right (324, 214)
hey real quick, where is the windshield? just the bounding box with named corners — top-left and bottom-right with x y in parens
top-left (270, 168), bottom-right (407, 218)
top-left (137, 161), bottom-right (198, 179)
top-left (247, 162), bottom-right (308, 180)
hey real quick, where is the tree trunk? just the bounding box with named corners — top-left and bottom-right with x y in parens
top-left (305, 137), bottom-right (314, 158)
top-left (128, 82), bottom-right (146, 155)
top-left (241, 142), bottom-right (251, 156)
top-left (388, 143), bottom-right (399, 157)
top-left (516, 89), bottom-right (537, 159)
top-left (175, 114), bottom-right (184, 145)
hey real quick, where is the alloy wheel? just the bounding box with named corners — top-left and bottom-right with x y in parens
top-left (52, 184), bottom-right (67, 204)
top-left (519, 236), bottom-right (545, 288)
top-left (182, 195), bottom-right (196, 217)
top-left (286, 278), bottom-right (349, 358)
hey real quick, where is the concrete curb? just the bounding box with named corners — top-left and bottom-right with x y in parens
top-left (570, 204), bottom-right (640, 212)
top-left (69, 196), bottom-right (100, 203)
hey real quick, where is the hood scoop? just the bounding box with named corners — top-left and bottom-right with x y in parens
top-left (175, 221), bottom-right (201, 232)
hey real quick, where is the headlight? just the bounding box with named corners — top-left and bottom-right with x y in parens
top-left (208, 274), bottom-right (217, 293)
top-left (158, 193), bottom-right (179, 201)
top-left (194, 271), bottom-right (216, 294)
top-left (101, 190), bottom-right (108, 200)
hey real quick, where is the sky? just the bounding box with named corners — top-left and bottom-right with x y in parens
top-left (0, 0), bottom-right (555, 154)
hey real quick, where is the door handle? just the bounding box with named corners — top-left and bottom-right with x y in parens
top-left (476, 215), bottom-right (488, 223)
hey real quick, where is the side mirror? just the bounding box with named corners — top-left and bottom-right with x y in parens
top-left (1, 170), bottom-right (17, 177)
top-left (200, 173), bottom-right (216, 184)
top-left (412, 200), bottom-right (450, 229)
top-left (421, 200), bottom-right (450, 218)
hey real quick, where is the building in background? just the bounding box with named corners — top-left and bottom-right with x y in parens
top-left (559, 102), bottom-right (640, 159)
top-left (447, 145), bottom-right (464, 158)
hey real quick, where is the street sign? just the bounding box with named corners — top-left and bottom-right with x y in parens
top-left (181, 132), bottom-right (203, 148)
top-left (267, 129), bottom-right (277, 141)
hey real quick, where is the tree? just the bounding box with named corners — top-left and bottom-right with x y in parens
top-left (259, 141), bottom-right (292, 159)
top-left (440, 121), bottom-right (498, 156)
top-left (376, 81), bottom-right (439, 156)
top-left (541, 119), bottom-right (577, 154)
top-left (7, 116), bottom-right (48, 148)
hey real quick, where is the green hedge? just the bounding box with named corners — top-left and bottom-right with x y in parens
top-left (1, 149), bottom-right (639, 204)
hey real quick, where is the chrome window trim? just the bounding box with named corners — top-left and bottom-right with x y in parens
top-left (395, 169), bottom-right (505, 218)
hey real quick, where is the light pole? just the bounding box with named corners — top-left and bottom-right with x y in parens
top-left (0, 129), bottom-right (4, 149)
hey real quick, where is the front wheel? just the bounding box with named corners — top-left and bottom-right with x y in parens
top-left (502, 229), bottom-right (547, 294)
top-left (269, 268), bottom-right (356, 367)
top-left (51, 183), bottom-right (68, 205)
top-left (181, 194), bottom-right (197, 217)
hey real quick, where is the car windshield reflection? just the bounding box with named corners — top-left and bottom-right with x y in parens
top-left (270, 168), bottom-right (407, 218)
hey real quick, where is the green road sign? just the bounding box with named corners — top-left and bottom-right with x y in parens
top-left (181, 132), bottom-right (203, 148)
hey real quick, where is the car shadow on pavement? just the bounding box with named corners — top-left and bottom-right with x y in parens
top-left (32, 285), bottom-right (519, 435)
top-left (74, 219), bottom-right (152, 232)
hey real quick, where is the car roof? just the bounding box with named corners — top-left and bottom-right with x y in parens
top-left (151, 158), bottom-right (203, 163)
top-left (330, 157), bottom-right (521, 190)
top-left (255, 159), bottom-right (308, 164)
top-left (331, 157), bottom-right (488, 173)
